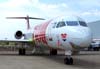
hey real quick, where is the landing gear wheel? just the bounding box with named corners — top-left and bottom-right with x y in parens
top-left (50, 49), bottom-right (57, 55)
top-left (19, 48), bottom-right (26, 55)
top-left (93, 47), bottom-right (99, 51)
top-left (64, 57), bottom-right (73, 65)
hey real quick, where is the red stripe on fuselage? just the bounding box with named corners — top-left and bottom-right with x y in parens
top-left (33, 20), bottom-right (52, 44)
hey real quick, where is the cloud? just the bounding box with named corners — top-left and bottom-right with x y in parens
top-left (32, 1), bottom-right (72, 18)
top-left (0, 0), bottom-right (31, 8)
top-left (0, 0), bottom-right (69, 18)
top-left (80, 9), bottom-right (100, 17)
top-left (79, 0), bottom-right (100, 6)
top-left (0, 0), bottom-right (100, 22)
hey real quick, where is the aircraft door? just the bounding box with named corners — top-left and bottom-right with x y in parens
top-left (46, 22), bottom-right (57, 48)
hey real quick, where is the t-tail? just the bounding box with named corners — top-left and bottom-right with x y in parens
top-left (6, 15), bottom-right (45, 30)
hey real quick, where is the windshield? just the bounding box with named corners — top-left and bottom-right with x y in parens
top-left (79, 21), bottom-right (87, 27)
top-left (66, 21), bottom-right (78, 26)
top-left (56, 21), bottom-right (66, 28)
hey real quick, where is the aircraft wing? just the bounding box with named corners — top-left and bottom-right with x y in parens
top-left (0, 39), bottom-right (35, 55)
top-left (0, 39), bottom-right (34, 47)
top-left (0, 39), bottom-right (33, 43)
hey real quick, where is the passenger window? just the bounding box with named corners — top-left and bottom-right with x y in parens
top-left (56, 21), bottom-right (66, 28)
top-left (66, 21), bottom-right (78, 26)
top-left (79, 21), bottom-right (87, 27)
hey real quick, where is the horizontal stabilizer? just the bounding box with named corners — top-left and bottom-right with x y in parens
top-left (6, 15), bottom-right (45, 29)
top-left (6, 16), bottom-right (45, 20)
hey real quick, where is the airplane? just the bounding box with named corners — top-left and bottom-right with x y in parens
top-left (0, 15), bottom-right (92, 65)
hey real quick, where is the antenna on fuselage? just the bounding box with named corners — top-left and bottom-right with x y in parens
top-left (6, 15), bottom-right (45, 30)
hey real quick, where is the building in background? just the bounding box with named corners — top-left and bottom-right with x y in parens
top-left (87, 20), bottom-right (100, 39)
top-left (87, 21), bottom-right (100, 51)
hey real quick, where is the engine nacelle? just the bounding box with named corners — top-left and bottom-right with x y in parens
top-left (15, 30), bottom-right (24, 39)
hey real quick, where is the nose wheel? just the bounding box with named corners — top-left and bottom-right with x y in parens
top-left (64, 56), bottom-right (73, 65)
top-left (64, 50), bottom-right (73, 65)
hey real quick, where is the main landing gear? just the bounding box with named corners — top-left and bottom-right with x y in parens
top-left (18, 43), bottom-right (27, 55)
top-left (50, 49), bottom-right (57, 55)
top-left (64, 50), bottom-right (73, 65)
top-left (19, 48), bottom-right (26, 55)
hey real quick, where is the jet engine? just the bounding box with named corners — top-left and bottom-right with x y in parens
top-left (15, 30), bottom-right (24, 39)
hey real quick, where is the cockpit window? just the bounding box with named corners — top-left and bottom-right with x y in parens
top-left (79, 21), bottom-right (87, 27)
top-left (66, 21), bottom-right (78, 26)
top-left (56, 21), bottom-right (66, 28)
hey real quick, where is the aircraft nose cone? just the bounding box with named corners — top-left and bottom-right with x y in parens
top-left (77, 28), bottom-right (92, 47)
top-left (69, 27), bottom-right (92, 47)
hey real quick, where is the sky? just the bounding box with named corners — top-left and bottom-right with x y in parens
top-left (0, 0), bottom-right (100, 40)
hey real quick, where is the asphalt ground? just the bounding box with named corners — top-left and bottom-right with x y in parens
top-left (0, 51), bottom-right (99, 69)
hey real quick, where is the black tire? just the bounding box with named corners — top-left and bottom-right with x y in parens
top-left (19, 48), bottom-right (22, 55)
top-left (64, 57), bottom-right (73, 65)
top-left (50, 49), bottom-right (57, 55)
top-left (93, 47), bottom-right (99, 51)
top-left (19, 48), bottom-right (26, 55)
top-left (70, 58), bottom-right (73, 65)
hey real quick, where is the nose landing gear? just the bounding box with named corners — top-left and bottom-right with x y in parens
top-left (64, 56), bottom-right (73, 65)
top-left (64, 50), bottom-right (73, 65)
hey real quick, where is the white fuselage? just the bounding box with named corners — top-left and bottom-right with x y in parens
top-left (34, 16), bottom-right (92, 51)
top-left (46, 24), bottom-right (92, 50)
